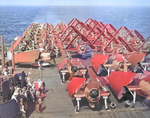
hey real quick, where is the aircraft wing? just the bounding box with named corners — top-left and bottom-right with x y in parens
top-left (9, 36), bottom-right (22, 52)
top-left (91, 54), bottom-right (109, 72)
top-left (127, 53), bottom-right (146, 69)
top-left (58, 58), bottom-right (68, 71)
top-left (107, 71), bottom-right (135, 97)
top-left (67, 77), bottom-right (86, 97)
top-left (14, 50), bottom-right (40, 63)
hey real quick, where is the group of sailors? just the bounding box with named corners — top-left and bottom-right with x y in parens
top-left (0, 64), bottom-right (46, 115)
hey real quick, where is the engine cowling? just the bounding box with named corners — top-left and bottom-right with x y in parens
top-left (84, 85), bottom-right (100, 108)
top-left (112, 60), bottom-right (125, 71)
top-left (71, 66), bottom-right (78, 73)
top-left (84, 82), bottom-right (101, 103)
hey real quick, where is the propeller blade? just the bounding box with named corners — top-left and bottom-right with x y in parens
top-left (67, 59), bottom-right (74, 73)
top-left (68, 73), bottom-right (73, 81)
top-left (67, 59), bottom-right (73, 67)
top-left (68, 64), bottom-right (72, 74)
top-left (124, 62), bottom-right (127, 72)
top-left (88, 101), bottom-right (96, 108)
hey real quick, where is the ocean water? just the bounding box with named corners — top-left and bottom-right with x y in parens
top-left (0, 5), bottom-right (150, 45)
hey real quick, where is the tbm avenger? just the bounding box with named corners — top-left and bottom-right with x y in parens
top-left (58, 50), bottom-right (132, 112)
top-left (91, 52), bottom-right (150, 108)
top-left (67, 66), bottom-right (110, 112)
top-left (7, 45), bottom-right (57, 70)
top-left (107, 71), bottom-right (150, 108)
top-left (13, 49), bottom-right (57, 70)
top-left (58, 58), bottom-right (88, 83)
top-left (90, 53), bottom-right (131, 77)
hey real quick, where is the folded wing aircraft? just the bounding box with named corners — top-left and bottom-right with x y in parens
top-left (67, 66), bottom-right (110, 112)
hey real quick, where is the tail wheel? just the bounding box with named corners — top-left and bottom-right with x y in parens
top-left (125, 100), bottom-right (130, 107)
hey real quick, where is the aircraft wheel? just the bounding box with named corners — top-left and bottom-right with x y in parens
top-left (105, 106), bottom-right (109, 110)
top-left (124, 100), bottom-right (130, 107)
top-left (38, 66), bottom-right (43, 70)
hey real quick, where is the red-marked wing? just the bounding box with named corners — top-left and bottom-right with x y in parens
top-left (91, 54), bottom-right (109, 72)
top-left (58, 58), bottom-right (68, 71)
top-left (127, 53), bottom-right (146, 69)
top-left (67, 77), bottom-right (86, 97)
top-left (10, 36), bottom-right (22, 52)
top-left (15, 50), bottom-right (40, 63)
top-left (107, 71), bottom-right (135, 96)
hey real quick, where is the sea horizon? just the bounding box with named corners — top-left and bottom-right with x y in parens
top-left (0, 5), bottom-right (150, 44)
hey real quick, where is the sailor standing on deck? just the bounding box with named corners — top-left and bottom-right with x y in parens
top-left (50, 49), bottom-right (56, 64)
top-left (2, 65), bottom-right (10, 76)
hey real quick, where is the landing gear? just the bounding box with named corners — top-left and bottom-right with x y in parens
top-left (75, 98), bottom-right (81, 112)
top-left (61, 72), bottom-right (66, 84)
top-left (125, 100), bottom-right (130, 107)
top-left (38, 62), bottom-right (43, 70)
top-left (131, 91), bottom-right (136, 108)
top-left (60, 70), bottom-right (69, 84)
top-left (103, 96), bottom-right (109, 110)
top-left (38, 66), bottom-right (43, 70)
top-left (124, 100), bottom-right (135, 108)
top-left (124, 90), bottom-right (136, 108)
top-left (122, 86), bottom-right (139, 108)
top-left (75, 105), bottom-right (80, 112)
top-left (131, 102), bottom-right (135, 108)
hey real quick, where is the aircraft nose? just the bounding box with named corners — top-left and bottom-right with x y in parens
top-left (139, 78), bottom-right (150, 108)
top-left (141, 97), bottom-right (150, 108)
top-left (71, 66), bottom-right (78, 73)
top-left (140, 80), bottom-right (150, 97)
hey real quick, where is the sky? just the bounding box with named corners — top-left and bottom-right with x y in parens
top-left (1, 0), bottom-right (150, 6)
